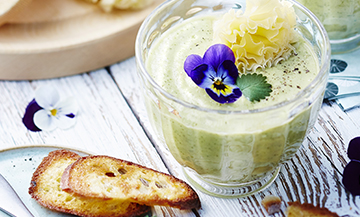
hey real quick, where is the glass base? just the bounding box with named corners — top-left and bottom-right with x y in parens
top-left (330, 34), bottom-right (360, 54)
top-left (182, 167), bottom-right (280, 198)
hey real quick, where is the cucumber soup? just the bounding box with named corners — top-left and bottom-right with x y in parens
top-left (142, 0), bottom-right (327, 185)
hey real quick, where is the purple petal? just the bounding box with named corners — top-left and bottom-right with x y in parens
top-left (348, 137), bottom-right (360, 161)
top-left (22, 99), bottom-right (42, 132)
top-left (189, 64), bottom-right (208, 85)
top-left (184, 54), bottom-right (203, 76)
top-left (205, 86), bottom-right (242, 104)
top-left (342, 160), bottom-right (360, 195)
top-left (197, 67), bottom-right (216, 89)
top-left (66, 113), bottom-right (75, 118)
top-left (217, 60), bottom-right (239, 85)
top-left (203, 44), bottom-right (235, 71)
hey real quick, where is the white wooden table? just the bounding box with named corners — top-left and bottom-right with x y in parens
top-left (0, 56), bottom-right (359, 217)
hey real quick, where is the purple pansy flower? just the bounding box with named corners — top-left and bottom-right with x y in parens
top-left (342, 161), bottom-right (360, 195)
top-left (23, 99), bottom-right (42, 132)
top-left (342, 137), bottom-right (360, 195)
top-left (22, 85), bottom-right (78, 132)
top-left (184, 44), bottom-right (242, 104)
top-left (347, 137), bottom-right (360, 161)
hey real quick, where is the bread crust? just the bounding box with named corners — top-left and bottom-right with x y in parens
top-left (287, 201), bottom-right (339, 217)
top-left (29, 149), bottom-right (150, 217)
top-left (61, 155), bottom-right (201, 210)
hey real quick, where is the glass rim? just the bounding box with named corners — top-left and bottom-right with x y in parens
top-left (135, 0), bottom-right (331, 115)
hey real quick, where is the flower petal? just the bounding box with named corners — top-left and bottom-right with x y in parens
top-left (184, 54), bottom-right (203, 76)
top-left (203, 44), bottom-right (235, 71)
top-left (197, 67), bottom-right (216, 89)
top-left (22, 99), bottom-right (42, 132)
top-left (206, 85), bottom-right (242, 104)
top-left (217, 60), bottom-right (239, 85)
top-left (55, 97), bottom-right (78, 116)
top-left (52, 115), bottom-right (77, 129)
top-left (33, 110), bottom-right (57, 131)
top-left (348, 137), bottom-right (360, 161)
top-left (342, 160), bottom-right (360, 195)
top-left (35, 85), bottom-right (60, 109)
top-left (188, 64), bottom-right (208, 86)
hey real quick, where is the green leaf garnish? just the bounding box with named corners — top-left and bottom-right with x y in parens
top-left (236, 73), bottom-right (272, 102)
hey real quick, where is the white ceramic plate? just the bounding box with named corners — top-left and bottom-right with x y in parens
top-left (0, 145), bottom-right (90, 217)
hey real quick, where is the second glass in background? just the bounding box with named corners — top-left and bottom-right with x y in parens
top-left (297, 0), bottom-right (360, 53)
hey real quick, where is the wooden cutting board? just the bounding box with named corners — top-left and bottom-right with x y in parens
top-left (0, 0), bottom-right (33, 26)
top-left (0, 0), bottom-right (163, 80)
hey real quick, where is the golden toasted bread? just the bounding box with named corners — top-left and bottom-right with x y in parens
top-left (61, 155), bottom-right (201, 210)
top-left (286, 201), bottom-right (339, 217)
top-left (29, 150), bottom-right (150, 217)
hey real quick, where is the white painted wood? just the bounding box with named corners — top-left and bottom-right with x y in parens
top-left (0, 69), bottom-right (193, 216)
top-left (111, 57), bottom-right (360, 216)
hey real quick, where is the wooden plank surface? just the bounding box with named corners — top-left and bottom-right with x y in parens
top-left (0, 69), bottom-right (193, 216)
top-left (0, 56), bottom-right (359, 216)
top-left (111, 57), bottom-right (360, 216)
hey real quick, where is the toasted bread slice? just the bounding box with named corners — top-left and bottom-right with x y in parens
top-left (286, 201), bottom-right (339, 217)
top-left (61, 155), bottom-right (201, 210)
top-left (29, 149), bottom-right (150, 217)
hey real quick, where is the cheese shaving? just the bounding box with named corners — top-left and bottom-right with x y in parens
top-left (213, 0), bottom-right (297, 73)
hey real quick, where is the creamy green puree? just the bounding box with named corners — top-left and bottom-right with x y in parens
top-left (297, 0), bottom-right (360, 40)
top-left (145, 15), bottom-right (321, 183)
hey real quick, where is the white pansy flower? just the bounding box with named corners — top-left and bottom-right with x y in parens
top-left (32, 85), bottom-right (78, 131)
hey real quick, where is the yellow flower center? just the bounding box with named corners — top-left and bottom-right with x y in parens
top-left (214, 79), bottom-right (222, 86)
top-left (50, 109), bottom-right (57, 116)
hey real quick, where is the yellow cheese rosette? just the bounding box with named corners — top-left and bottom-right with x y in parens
top-left (213, 0), bottom-right (297, 73)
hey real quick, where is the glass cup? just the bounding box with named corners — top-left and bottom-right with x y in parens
top-left (135, 0), bottom-right (330, 198)
top-left (297, 0), bottom-right (360, 53)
